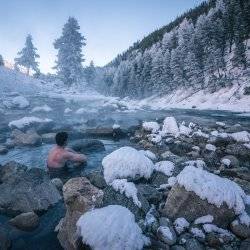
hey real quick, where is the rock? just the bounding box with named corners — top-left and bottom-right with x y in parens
top-left (150, 171), bottom-right (169, 187)
top-left (225, 124), bottom-right (243, 133)
top-left (57, 177), bottom-right (103, 250)
top-left (36, 120), bottom-right (55, 133)
top-left (149, 238), bottom-right (170, 250)
top-left (41, 133), bottom-right (56, 144)
top-left (240, 238), bottom-right (250, 250)
top-left (0, 226), bottom-right (11, 250)
top-left (185, 238), bottom-right (204, 250)
top-left (170, 245), bottom-right (185, 250)
top-left (206, 232), bottom-right (222, 247)
top-left (83, 127), bottom-right (126, 139)
top-left (221, 155), bottom-right (240, 168)
top-left (230, 220), bottom-right (250, 239)
top-left (234, 178), bottom-right (250, 195)
top-left (168, 142), bottom-right (194, 156)
top-left (221, 168), bottom-right (250, 181)
top-left (157, 225), bottom-right (177, 245)
top-left (162, 184), bottom-right (235, 228)
top-left (136, 184), bottom-right (163, 205)
top-left (0, 162), bottom-right (61, 215)
top-left (51, 178), bottom-right (64, 191)
top-left (203, 151), bottom-right (220, 169)
top-left (85, 171), bottom-right (107, 189)
top-left (226, 144), bottom-right (250, 161)
top-left (0, 145), bottom-right (8, 155)
top-left (69, 139), bottom-right (105, 153)
top-left (102, 186), bottom-right (150, 221)
top-left (211, 136), bottom-right (234, 148)
top-left (9, 211), bottom-right (39, 231)
top-left (11, 129), bottom-right (42, 147)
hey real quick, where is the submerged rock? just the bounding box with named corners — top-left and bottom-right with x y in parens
top-left (69, 139), bottom-right (105, 153)
top-left (57, 177), bottom-right (103, 250)
top-left (11, 129), bottom-right (42, 147)
top-left (83, 127), bottom-right (126, 139)
top-left (0, 162), bottom-right (61, 215)
top-left (85, 170), bottom-right (107, 189)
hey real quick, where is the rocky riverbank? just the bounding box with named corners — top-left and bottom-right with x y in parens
top-left (1, 116), bottom-right (250, 250)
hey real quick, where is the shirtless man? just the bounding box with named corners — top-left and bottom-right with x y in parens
top-left (47, 132), bottom-right (87, 170)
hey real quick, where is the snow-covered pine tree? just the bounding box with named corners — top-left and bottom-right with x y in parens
top-left (0, 54), bottom-right (4, 66)
top-left (84, 60), bottom-right (96, 85)
top-left (54, 17), bottom-right (86, 85)
top-left (14, 34), bottom-right (39, 75)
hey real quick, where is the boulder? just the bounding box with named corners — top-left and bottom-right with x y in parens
top-left (221, 155), bottom-right (240, 168)
top-left (185, 238), bottom-right (205, 250)
top-left (168, 142), bottom-right (194, 156)
top-left (0, 162), bottom-right (61, 215)
top-left (157, 225), bottom-right (177, 245)
top-left (226, 144), bottom-right (250, 161)
top-left (206, 232), bottom-right (222, 247)
top-left (230, 220), bottom-right (250, 239)
top-left (11, 129), bottom-right (42, 147)
top-left (84, 171), bottom-right (107, 189)
top-left (69, 139), bottom-right (105, 153)
top-left (83, 127), bottom-right (126, 139)
top-left (102, 186), bottom-right (150, 221)
top-left (9, 211), bottom-right (39, 231)
top-left (41, 133), bottom-right (56, 144)
top-left (51, 178), bottom-right (64, 191)
top-left (225, 124), bottom-right (243, 133)
top-left (203, 151), bottom-right (220, 169)
top-left (162, 184), bottom-right (235, 228)
top-left (57, 177), bottom-right (103, 250)
top-left (150, 171), bottom-right (169, 187)
top-left (136, 184), bottom-right (163, 205)
top-left (240, 238), bottom-right (250, 250)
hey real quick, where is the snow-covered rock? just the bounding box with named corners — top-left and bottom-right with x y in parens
top-left (205, 144), bottom-right (217, 152)
top-left (221, 158), bottom-right (231, 167)
top-left (31, 104), bottom-right (52, 112)
top-left (142, 121), bottom-right (160, 133)
top-left (194, 215), bottom-right (214, 225)
top-left (190, 227), bottom-right (205, 239)
top-left (162, 117), bottom-right (179, 137)
top-left (102, 146), bottom-right (154, 184)
top-left (157, 225), bottom-right (177, 245)
top-left (179, 124), bottom-right (192, 136)
top-left (110, 179), bottom-right (141, 207)
top-left (64, 108), bottom-right (72, 114)
top-left (203, 224), bottom-right (233, 238)
top-left (8, 116), bottom-right (52, 130)
top-left (148, 133), bottom-right (162, 144)
top-left (216, 122), bottom-right (226, 127)
top-left (230, 131), bottom-right (250, 143)
top-left (76, 205), bottom-right (150, 250)
top-left (174, 217), bottom-right (190, 234)
top-left (4, 96), bottom-right (30, 109)
top-left (154, 161), bottom-right (175, 177)
top-left (139, 150), bottom-right (157, 160)
top-left (112, 124), bottom-right (120, 129)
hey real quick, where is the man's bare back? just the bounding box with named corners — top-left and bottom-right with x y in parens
top-left (47, 132), bottom-right (87, 169)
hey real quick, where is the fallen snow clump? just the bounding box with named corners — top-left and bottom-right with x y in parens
top-left (154, 161), bottom-right (175, 176)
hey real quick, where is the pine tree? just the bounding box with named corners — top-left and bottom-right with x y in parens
top-left (84, 61), bottom-right (96, 84)
top-left (14, 34), bottom-right (39, 75)
top-left (0, 54), bottom-right (4, 66)
top-left (54, 17), bottom-right (86, 85)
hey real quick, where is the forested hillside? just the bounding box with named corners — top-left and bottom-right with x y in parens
top-left (96, 0), bottom-right (249, 99)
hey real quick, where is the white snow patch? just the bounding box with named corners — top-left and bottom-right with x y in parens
top-left (205, 144), bottom-right (217, 152)
top-left (110, 179), bottom-right (141, 207)
top-left (174, 218), bottom-right (190, 234)
top-left (216, 122), bottom-right (226, 127)
top-left (64, 108), bottom-right (72, 114)
top-left (194, 215), bottom-right (214, 225)
top-left (31, 104), bottom-right (52, 112)
top-left (177, 166), bottom-right (246, 214)
top-left (77, 205), bottom-right (150, 250)
top-left (239, 211), bottom-right (250, 227)
top-left (230, 131), bottom-right (250, 143)
top-left (139, 150), bottom-right (157, 160)
top-left (154, 161), bottom-right (175, 176)
top-left (244, 143), bottom-right (250, 149)
top-left (190, 228), bottom-right (205, 239)
top-left (142, 121), bottom-right (160, 133)
top-left (162, 117), bottom-right (179, 137)
top-left (8, 116), bottom-right (52, 129)
top-left (221, 158), bottom-right (231, 167)
top-left (102, 146), bottom-right (154, 184)
top-left (112, 124), bottom-right (120, 129)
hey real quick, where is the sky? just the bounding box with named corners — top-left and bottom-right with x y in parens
top-left (0, 0), bottom-right (204, 73)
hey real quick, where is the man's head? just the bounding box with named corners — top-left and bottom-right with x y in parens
top-left (55, 132), bottom-right (68, 147)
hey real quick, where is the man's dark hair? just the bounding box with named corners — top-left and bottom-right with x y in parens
top-left (55, 132), bottom-right (68, 146)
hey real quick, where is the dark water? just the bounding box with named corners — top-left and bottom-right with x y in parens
top-left (0, 93), bottom-right (250, 250)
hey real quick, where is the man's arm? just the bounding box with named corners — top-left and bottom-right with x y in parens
top-left (64, 151), bottom-right (87, 163)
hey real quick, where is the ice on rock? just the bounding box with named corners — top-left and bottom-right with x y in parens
top-left (174, 218), bottom-right (190, 234)
top-left (221, 158), bottom-right (231, 167)
top-left (192, 146), bottom-right (200, 152)
top-left (111, 179), bottom-right (141, 207)
top-left (230, 131), bottom-right (250, 143)
top-left (8, 116), bottom-right (52, 129)
top-left (75, 108), bottom-right (85, 114)
top-left (31, 104), bottom-right (52, 112)
top-left (205, 144), bottom-right (217, 152)
top-left (179, 124), bottom-right (192, 136)
top-left (148, 134), bottom-right (162, 144)
top-left (77, 205), bottom-right (150, 250)
top-left (142, 121), bottom-right (160, 133)
top-left (112, 124), bottom-right (120, 129)
top-left (144, 206), bottom-right (157, 226)
top-left (139, 150), bottom-right (157, 160)
top-left (102, 146), bottom-right (154, 184)
top-left (184, 159), bottom-right (206, 168)
top-left (211, 130), bottom-right (219, 137)
top-left (190, 228), bottom-right (205, 239)
top-left (158, 177), bottom-right (177, 190)
top-left (216, 121), bottom-right (226, 127)
top-left (194, 215), bottom-right (214, 225)
top-left (154, 161), bottom-right (175, 176)
top-left (193, 130), bottom-right (209, 138)
top-left (64, 108), bottom-right (72, 114)
top-left (203, 224), bottom-right (233, 237)
top-left (162, 117), bottom-right (179, 137)
top-left (157, 226), bottom-right (174, 240)
top-left (239, 211), bottom-right (250, 226)
top-left (176, 166), bottom-right (246, 214)
top-left (5, 96), bottom-right (30, 109)
top-left (244, 143), bottom-right (250, 149)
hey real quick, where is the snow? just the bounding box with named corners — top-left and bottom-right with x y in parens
top-left (194, 215), bottom-right (214, 225)
top-left (193, 130), bottom-right (209, 138)
top-left (102, 146), bottom-right (154, 184)
top-left (244, 143), bottom-right (250, 149)
top-left (76, 205), bottom-right (150, 250)
top-left (12, 96), bottom-right (30, 109)
top-left (239, 211), bottom-right (250, 227)
top-left (162, 117), bottom-right (179, 137)
top-left (8, 116), bottom-right (52, 129)
top-left (157, 226), bottom-right (173, 240)
top-left (31, 104), bottom-right (52, 112)
top-left (203, 224), bottom-right (233, 237)
top-left (158, 176), bottom-right (177, 190)
top-left (221, 158), bottom-right (231, 167)
top-left (190, 228), bottom-right (205, 239)
top-left (75, 108), bottom-right (85, 114)
top-left (139, 150), bottom-right (157, 160)
top-left (110, 179), bottom-right (141, 207)
top-left (205, 144), bottom-right (216, 152)
top-left (174, 218), bottom-right (190, 234)
top-left (176, 165), bottom-right (246, 214)
top-left (154, 161), bottom-right (175, 176)
top-left (179, 124), bottom-right (192, 136)
top-left (192, 146), bottom-right (200, 151)
top-left (216, 122), bottom-right (225, 127)
top-left (148, 133), bottom-right (162, 144)
top-left (112, 124), bottom-right (120, 129)
top-left (230, 131), bottom-right (250, 143)
top-left (184, 159), bottom-right (206, 168)
top-left (64, 108), bottom-right (72, 114)
top-left (142, 121), bottom-right (160, 133)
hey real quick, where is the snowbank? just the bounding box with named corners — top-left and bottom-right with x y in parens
top-left (177, 166), bottom-right (246, 214)
top-left (154, 161), bottom-right (175, 176)
top-left (31, 104), bottom-right (52, 112)
top-left (102, 146), bottom-right (154, 184)
top-left (162, 117), bottom-right (179, 137)
top-left (8, 116), bottom-right (52, 129)
top-left (142, 121), bottom-right (160, 133)
top-left (76, 205), bottom-right (150, 250)
top-left (110, 179), bottom-right (141, 207)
